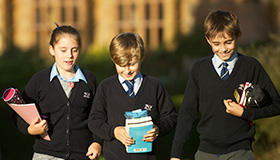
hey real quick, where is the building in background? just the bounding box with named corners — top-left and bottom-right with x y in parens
top-left (0, 0), bottom-right (12, 56)
top-left (0, 0), bottom-right (278, 57)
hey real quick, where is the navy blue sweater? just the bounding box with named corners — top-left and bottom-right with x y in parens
top-left (171, 54), bottom-right (280, 158)
top-left (13, 67), bottom-right (102, 159)
top-left (88, 74), bottom-right (177, 160)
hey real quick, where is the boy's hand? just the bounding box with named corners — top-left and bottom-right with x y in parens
top-left (114, 126), bottom-right (135, 146)
top-left (27, 118), bottom-right (48, 135)
top-left (143, 125), bottom-right (159, 142)
top-left (86, 142), bottom-right (101, 160)
top-left (224, 99), bottom-right (244, 117)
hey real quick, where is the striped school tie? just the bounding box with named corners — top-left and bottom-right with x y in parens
top-left (221, 62), bottom-right (229, 80)
top-left (124, 80), bottom-right (135, 97)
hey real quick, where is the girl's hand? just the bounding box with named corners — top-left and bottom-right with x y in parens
top-left (114, 126), bottom-right (135, 146)
top-left (143, 125), bottom-right (159, 142)
top-left (27, 118), bottom-right (48, 135)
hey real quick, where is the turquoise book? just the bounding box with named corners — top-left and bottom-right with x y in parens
top-left (125, 116), bottom-right (153, 153)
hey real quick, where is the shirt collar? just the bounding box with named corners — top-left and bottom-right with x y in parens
top-left (118, 72), bottom-right (143, 85)
top-left (50, 62), bottom-right (88, 83)
top-left (212, 51), bottom-right (238, 70)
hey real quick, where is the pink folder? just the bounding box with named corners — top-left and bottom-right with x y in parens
top-left (2, 88), bottom-right (51, 141)
top-left (8, 103), bottom-right (51, 141)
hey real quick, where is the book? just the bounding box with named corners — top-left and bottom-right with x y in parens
top-left (125, 116), bottom-right (153, 153)
top-left (239, 82), bottom-right (252, 107)
top-left (124, 109), bottom-right (147, 119)
top-left (8, 103), bottom-right (51, 141)
top-left (2, 88), bottom-right (51, 141)
top-left (233, 82), bottom-right (253, 126)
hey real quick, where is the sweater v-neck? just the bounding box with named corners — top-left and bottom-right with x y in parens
top-left (207, 54), bottom-right (243, 83)
top-left (115, 74), bottom-right (146, 100)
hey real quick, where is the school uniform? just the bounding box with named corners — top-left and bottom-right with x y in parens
top-left (171, 53), bottom-right (280, 159)
top-left (88, 73), bottom-right (177, 160)
top-left (13, 64), bottom-right (102, 160)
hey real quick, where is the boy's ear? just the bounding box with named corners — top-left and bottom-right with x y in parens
top-left (49, 45), bottom-right (55, 56)
top-left (237, 32), bottom-right (242, 40)
top-left (205, 35), bottom-right (211, 45)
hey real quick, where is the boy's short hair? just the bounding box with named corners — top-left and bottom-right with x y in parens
top-left (110, 32), bottom-right (145, 66)
top-left (204, 10), bottom-right (242, 39)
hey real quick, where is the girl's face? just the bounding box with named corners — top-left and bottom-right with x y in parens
top-left (49, 34), bottom-right (80, 75)
top-left (206, 32), bottom-right (237, 61)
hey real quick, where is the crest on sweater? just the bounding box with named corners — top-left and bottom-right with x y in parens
top-left (144, 104), bottom-right (153, 111)
top-left (83, 92), bottom-right (91, 99)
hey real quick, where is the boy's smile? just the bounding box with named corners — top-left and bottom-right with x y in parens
top-left (206, 32), bottom-right (237, 61)
top-left (115, 56), bottom-right (140, 81)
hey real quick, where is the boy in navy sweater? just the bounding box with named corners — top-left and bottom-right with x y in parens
top-left (88, 32), bottom-right (177, 160)
top-left (170, 10), bottom-right (280, 160)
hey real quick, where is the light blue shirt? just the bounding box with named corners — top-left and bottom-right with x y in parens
top-left (212, 51), bottom-right (238, 76)
top-left (50, 62), bottom-right (88, 83)
top-left (118, 72), bottom-right (143, 95)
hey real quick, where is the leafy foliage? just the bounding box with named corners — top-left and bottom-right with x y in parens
top-left (0, 47), bottom-right (46, 160)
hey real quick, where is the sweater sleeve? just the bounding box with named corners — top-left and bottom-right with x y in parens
top-left (155, 81), bottom-right (177, 137)
top-left (241, 59), bottom-right (280, 121)
top-left (170, 63), bottom-right (200, 158)
top-left (12, 111), bottom-right (30, 135)
top-left (92, 133), bottom-right (103, 146)
top-left (88, 82), bottom-right (116, 141)
top-left (85, 71), bottom-right (104, 145)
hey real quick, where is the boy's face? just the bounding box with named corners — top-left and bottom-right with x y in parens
top-left (49, 34), bottom-right (79, 75)
top-left (206, 32), bottom-right (237, 61)
top-left (115, 56), bottom-right (141, 81)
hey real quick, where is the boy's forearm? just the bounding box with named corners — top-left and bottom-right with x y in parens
top-left (88, 119), bottom-right (116, 141)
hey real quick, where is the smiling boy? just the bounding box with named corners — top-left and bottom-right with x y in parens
top-left (170, 10), bottom-right (280, 160)
top-left (88, 32), bottom-right (177, 160)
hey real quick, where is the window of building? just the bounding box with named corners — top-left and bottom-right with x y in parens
top-left (36, 31), bottom-right (40, 49)
top-left (119, 4), bottom-right (123, 21)
top-left (73, 7), bottom-right (78, 22)
top-left (61, 7), bottom-right (65, 22)
top-left (145, 3), bottom-right (150, 20)
top-left (131, 3), bottom-right (136, 20)
top-left (159, 28), bottom-right (163, 44)
top-left (159, 3), bottom-right (163, 20)
top-left (146, 28), bottom-right (150, 46)
top-left (48, 6), bottom-right (52, 23)
top-left (36, 7), bottom-right (40, 23)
